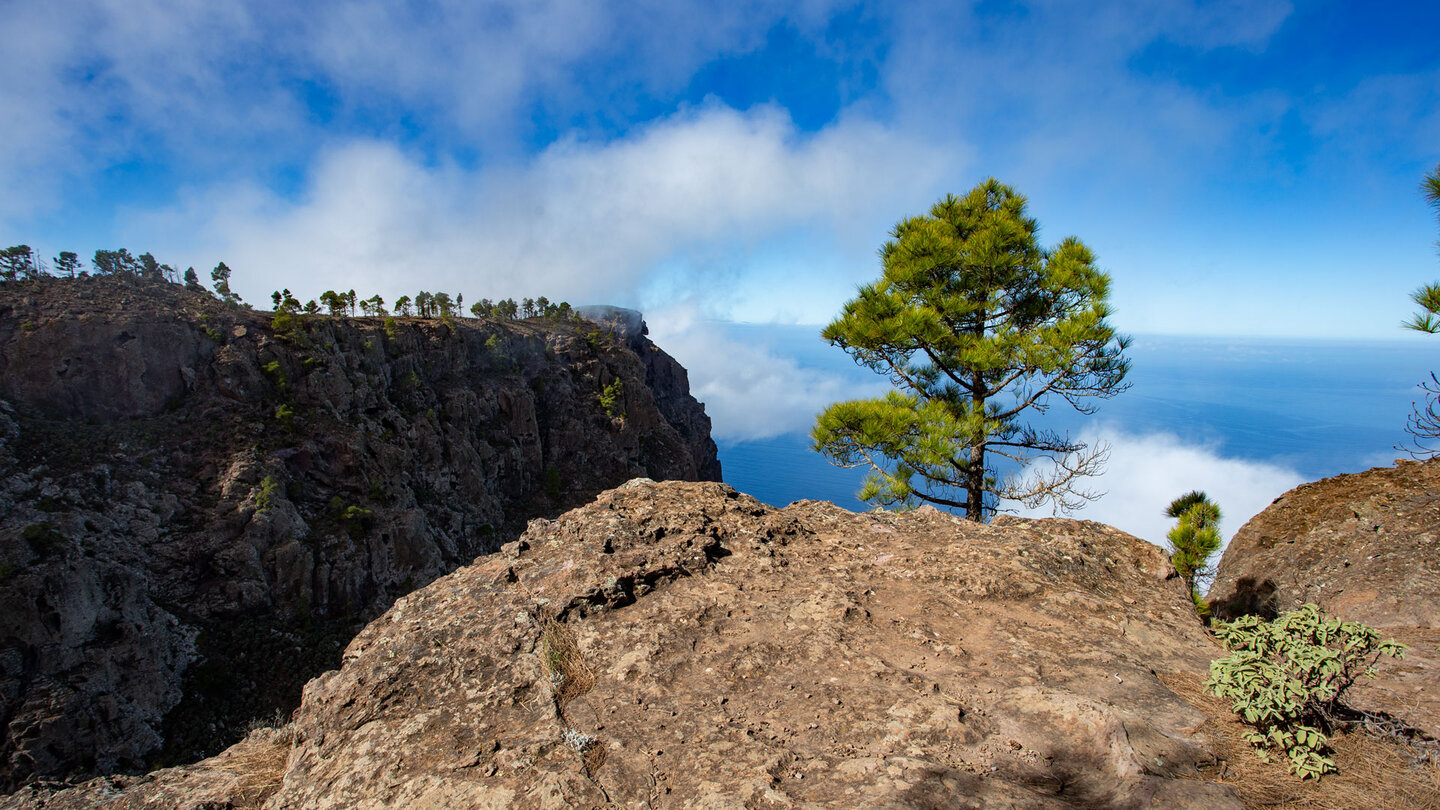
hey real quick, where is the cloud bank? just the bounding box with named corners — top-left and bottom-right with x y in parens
top-left (1014, 427), bottom-right (1305, 549)
top-left (133, 103), bottom-right (950, 317)
top-left (646, 306), bottom-right (887, 442)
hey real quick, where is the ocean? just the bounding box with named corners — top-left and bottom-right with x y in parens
top-left (707, 327), bottom-right (1437, 544)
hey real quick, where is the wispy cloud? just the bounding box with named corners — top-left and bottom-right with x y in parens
top-left (130, 103), bottom-right (951, 311)
top-left (646, 305), bottom-right (888, 442)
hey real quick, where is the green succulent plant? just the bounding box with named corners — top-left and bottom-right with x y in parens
top-left (1206, 603), bottom-right (1405, 779)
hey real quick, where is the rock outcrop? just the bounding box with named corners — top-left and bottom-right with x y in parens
top-left (1209, 457), bottom-right (1440, 739)
top-left (578, 305), bottom-right (720, 482)
top-left (11, 480), bottom-right (1249, 808)
top-left (1209, 458), bottom-right (1440, 627)
top-left (0, 276), bottom-right (719, 788)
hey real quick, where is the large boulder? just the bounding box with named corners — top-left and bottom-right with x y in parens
top-left (1209, 458), bottom-right (1440, 628)
top-left (13, 481), bottom-right (1246, 808)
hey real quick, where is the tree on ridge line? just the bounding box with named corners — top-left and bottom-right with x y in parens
top-left (1401, 162), bottom-right (1440, 458)
top-left (812, 178), bottom-right (1131, 521)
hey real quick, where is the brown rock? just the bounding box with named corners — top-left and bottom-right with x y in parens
top-left (37, 481), bottom-right (1239, 808)
top-left (1209, 457), bottom-right (1440, 628)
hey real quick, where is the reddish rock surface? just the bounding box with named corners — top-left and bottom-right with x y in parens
top-left (11, 480), bottom-right (1248, 808)
top-left (1209, 458), bottom-right (1440, 628)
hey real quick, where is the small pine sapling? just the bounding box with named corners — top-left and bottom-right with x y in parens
top-left (1164, 490), bottom-right (1221, 617)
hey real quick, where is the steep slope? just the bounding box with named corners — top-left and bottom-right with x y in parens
top-left (0, 275), bottom-right (719, 788)
top-left (17, 480), bottom-right (1250, 808)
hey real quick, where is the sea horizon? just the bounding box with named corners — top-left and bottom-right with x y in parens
top-left (690, 326), bottom-right (1437, 549)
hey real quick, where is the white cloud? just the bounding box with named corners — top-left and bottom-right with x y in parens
top-left (646, 305), bottom-right (887, 442)
top-left (0, 0), bottom-right (859, 230)
top-left (130, 103), bottom-right (950, 314)
top-left (1014, 426), bottom-right (1305, 549)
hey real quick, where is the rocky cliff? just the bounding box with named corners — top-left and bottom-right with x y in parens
top-left (0, 275), bottom-right (719, 788)
top-left (8, 480), bottom-right (1255, 809)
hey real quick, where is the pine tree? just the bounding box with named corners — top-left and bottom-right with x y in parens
top-left (211, 262), bottom-right (242, 305)
top-left (1404, 164), bottom-right (1440, 334)
top-left (54, 251), bottom-right (81, 278)
top-left (1401, 163), bottom-right (1440, 457)
top-left (813, 179), bottom-right (1130, 520)
top-left (1164, 491), bottom-right (1222, 614)
top-left (433, 291), bottom-right (454, 319)
top-left (0, 246), bottom-right (35, 281)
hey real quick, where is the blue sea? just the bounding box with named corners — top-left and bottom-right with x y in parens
top-left (710, 327), bottom-right (1437, 537)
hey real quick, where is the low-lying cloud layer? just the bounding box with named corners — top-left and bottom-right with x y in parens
top-left (1014, 427), bottom-right (1305, 549)
top-left (646, 306), bottom-right (888, 442)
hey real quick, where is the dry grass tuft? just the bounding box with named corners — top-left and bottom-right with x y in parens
top-left (541, 617), bottom-right (596, 705)
top-left (582, 740), bottom-right (609, 778)
top-left (538, 616), bottom-right (608, 780)
top-left (1160, 670), bottom-right (1440, 809)
top-left (211, 724), bottom-right (296, 809)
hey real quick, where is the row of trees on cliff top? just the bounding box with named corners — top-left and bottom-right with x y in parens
top-left (0, 245), bottom-right (234, 293)
top-left (0, 245), bottom-right (577, 323)
top-left (274, 288), bottom-right (575, 321)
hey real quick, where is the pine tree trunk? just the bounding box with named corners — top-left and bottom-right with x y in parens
top-left (967, 368), bottom-right (986, 521)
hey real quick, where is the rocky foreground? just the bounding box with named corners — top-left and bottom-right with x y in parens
top-left (8, 480), bottom-right (1250, 809)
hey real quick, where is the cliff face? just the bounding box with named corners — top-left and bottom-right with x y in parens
top-left (0, 276), bottom-right (719, 788)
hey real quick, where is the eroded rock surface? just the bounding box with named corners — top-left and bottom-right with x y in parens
top-left (1209, 458), bottom-right (1440, 738)
top-left (24, 481), bottom-right (1245, 808)
top-left (0, 276), bottom-right (719, 788)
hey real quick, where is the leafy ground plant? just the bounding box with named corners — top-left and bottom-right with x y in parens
top-left (1206, 603), bottom-right (1406, 779)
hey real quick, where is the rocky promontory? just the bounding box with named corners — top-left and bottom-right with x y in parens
top-left (0, 275), bottom-right (719, 787)
top-left (10, 480), bottom-right (1252, 808)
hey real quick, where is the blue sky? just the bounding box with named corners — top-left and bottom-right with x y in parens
top-left (4, 1), bottom-right (1438, 536)
top-left (4, 0), bottom-right (1437, 340)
